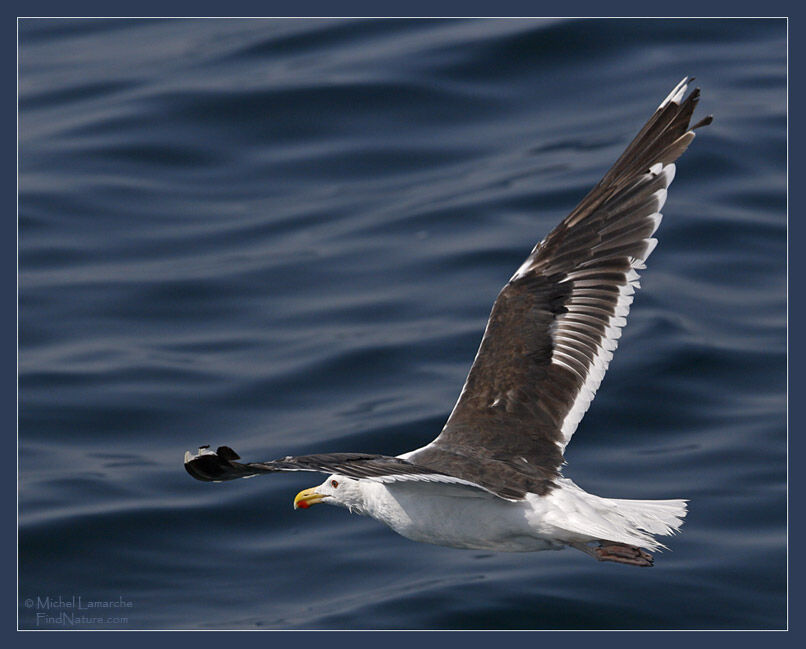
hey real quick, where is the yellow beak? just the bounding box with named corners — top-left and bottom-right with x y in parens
top-left (294, 487), bottom-right (326, 510)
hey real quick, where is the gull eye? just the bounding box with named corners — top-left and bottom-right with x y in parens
top-left (330, 480), bottom-right (339, 488)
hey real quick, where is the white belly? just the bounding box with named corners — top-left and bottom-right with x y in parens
top-left (330, 476), bottom-right (685, 553)
top-left (356, 480), bottom-right (566, 552)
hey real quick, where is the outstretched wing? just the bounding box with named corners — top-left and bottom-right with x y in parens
top-left (408, 78), bottom-right (712, 493)
top-left (184, 445), bottom-right (507, 495)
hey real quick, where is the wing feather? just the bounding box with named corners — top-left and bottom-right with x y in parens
top-left (406, 79), bottom-right (711, 492)
top-left (184, 446), bottom-right (452, 483)
top-left (184, 445), bottom-right (510, 497)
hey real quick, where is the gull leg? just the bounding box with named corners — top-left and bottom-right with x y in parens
top-left (595, 542), bottom-right (654, 567)
top-left (571, 541), bottom-right (654, 567)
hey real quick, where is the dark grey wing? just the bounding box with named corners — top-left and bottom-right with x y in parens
top-left (184, 445), bottom-right (494, 491)
top-left (408, 79), bottom-right (712, 498)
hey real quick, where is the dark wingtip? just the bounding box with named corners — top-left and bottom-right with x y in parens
top-left (692, 114), bottom-right (714, 130)
top-left (184, 446), bottom-right (238, 482)
top-left (217, 446), bottom-right (240, 461)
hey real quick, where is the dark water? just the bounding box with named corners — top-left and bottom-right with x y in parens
top-left (19, 18), bottom-right (786, 630)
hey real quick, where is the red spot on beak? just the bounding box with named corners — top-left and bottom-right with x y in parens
top-left (296, 500), bottom-right (309, 509)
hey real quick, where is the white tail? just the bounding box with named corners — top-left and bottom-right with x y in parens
top-left (604, 496), bottom-right (688, 549)
top-left (540, 478), bottom-right (688, 551)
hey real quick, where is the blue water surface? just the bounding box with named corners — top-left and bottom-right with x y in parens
top-left (18, 18), bottom-right (786, 630)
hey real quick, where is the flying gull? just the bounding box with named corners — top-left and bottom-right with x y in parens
top-left (185, 78), bottom-right (711, 567)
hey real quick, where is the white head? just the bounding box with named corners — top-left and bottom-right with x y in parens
top-left (293, 474), bottom-right (369, 515)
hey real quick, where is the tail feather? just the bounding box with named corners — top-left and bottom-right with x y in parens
top-left (604, 496), bottom-right (688, 542)
top-left (541, 479), bottom-right (688, 551)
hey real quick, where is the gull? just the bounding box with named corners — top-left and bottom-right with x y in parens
top-left (185, 78), bottom-right (711, 567)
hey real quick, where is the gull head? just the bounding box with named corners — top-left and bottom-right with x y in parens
top-left (294, 474), bottom-right (367, 514)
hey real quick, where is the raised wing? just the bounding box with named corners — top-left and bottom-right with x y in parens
top-left (409, 78), bottom-right (711, 490)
